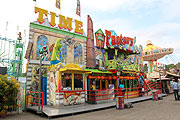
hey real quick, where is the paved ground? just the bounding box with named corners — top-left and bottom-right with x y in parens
top-left (2, 94), bottom-right (180, 120)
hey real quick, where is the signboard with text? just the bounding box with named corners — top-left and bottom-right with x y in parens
top-left (35, 7), bottom-right (83, 35)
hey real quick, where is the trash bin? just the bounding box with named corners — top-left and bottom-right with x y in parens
top-left (152, 90), bottom-right (158, 101)
top-left (116, 96), bottom-right (124, 110)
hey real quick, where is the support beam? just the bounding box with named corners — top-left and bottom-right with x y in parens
top-left (72, 73), bottom-right (74, 90)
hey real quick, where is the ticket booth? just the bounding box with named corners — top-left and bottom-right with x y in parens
top-left (47, 63), bottom-right (91, 107)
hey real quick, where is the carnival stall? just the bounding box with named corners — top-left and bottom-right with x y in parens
top-left (86, 15), bottom-right (145, 102)
top-left (104, 30), bottom-right (144, 98)
top-left (48, 63), bottom-right (91, 107)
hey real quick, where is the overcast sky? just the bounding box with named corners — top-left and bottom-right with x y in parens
top-left (0, 0), bottom-right (180, 72)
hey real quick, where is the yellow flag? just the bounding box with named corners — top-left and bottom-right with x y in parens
top-left (56, 0), bottom-right (61, 9)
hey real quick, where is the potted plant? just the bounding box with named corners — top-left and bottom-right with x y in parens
top-left (0, 74), bottom-right (20, 117)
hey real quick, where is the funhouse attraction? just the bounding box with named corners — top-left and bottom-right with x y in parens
top-left (0, 1), bottom-right (179, 118)
top-left (24, 6), bottom-right (163, 113)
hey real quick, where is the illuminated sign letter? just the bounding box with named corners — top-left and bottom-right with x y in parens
top-left (58, 15), bottom-right (73, 31)
top-left (111, 35), bottom-right (116, 46)
top-left (130, 38), bottom-right (134, 46)
top-left (119, 34), bottom-right (122, 45)
top-left (105, 30), bottom-right (111, 47)
top-left (35, 7), bottom-right (48, 24)
top-left (116, 36), bottom-right (120, 45)
top-left (49, 11), bottom-right (56, 27)
top-left (75, 20), bottom-right (83, 34)
top-left (124, 37), bottom-right (127, 44)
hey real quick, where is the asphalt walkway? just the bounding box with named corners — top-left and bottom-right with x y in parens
top-left (3, 94), bottom-right (180, 120)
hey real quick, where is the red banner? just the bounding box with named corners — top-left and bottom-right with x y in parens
top-left (76, 0), bottom-right (81, 16)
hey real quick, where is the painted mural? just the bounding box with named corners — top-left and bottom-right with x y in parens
top-left (95, 47), bottom-right (106, 70)
top-left (74, 43), bottom-right (83, 64)
top-left (116, 45), bottom-right (143, 71)
top-left (36, 35), bottom-right (49, 61)
top-left (64, 92), bottom-right (81, 105)
top-left (17, 82), bottom-right (26, 110)
top-left (48, 71), bottom-right (57, 105)
top-left (94, 29), bottom-right (144, 72)
top-left (31, 65), bottom-right (47, 91)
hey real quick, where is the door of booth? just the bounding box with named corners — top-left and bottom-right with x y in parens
top-left (41, 77), bottom-right (47, 105)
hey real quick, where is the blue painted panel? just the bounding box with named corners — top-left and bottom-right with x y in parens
top-left (41, 76), bottom-right (47, 105)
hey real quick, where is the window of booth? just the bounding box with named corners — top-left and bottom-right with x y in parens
top-left (95, 80), bottom-right (106, 90)
top-left (74, 74), bottom-right (83, 90)
top-left (96, 80), bottom-right (100, 89)
top-left (102, 80), bottom-right (106, 90)
top-left (107, 79), bottom-right (115, 89)
top-left (61, 73), bottom-right (72, 90)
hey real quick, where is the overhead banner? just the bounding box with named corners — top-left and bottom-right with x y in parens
top-left (76, 0), bottom-right (81, 16)
top-left (56, 0), bottom-right (61, 9)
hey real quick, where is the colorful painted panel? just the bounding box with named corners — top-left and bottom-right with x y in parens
top-left (31, 65), bottom-right (47, 91)
top-left (116, 96), bottom-right (124, 110)
top-left (59, 43), bottom-right (67, 63)
top-left (95, 29), bottom-right (105, 48)
top-left (18, 82), bottom-right (26, 110)
top-left (95, 47), bottom-right (106, 70)
top-left (74, 43), bottom-right (83, 64)
top-left (64, 92), bottom-right (81, 105)
top-left (117, 53), bottom-right (141, 71)
top-left (105, 45), bottom-right (143, 71)
top-left (106, 59), bottom-right (117, 70)
top-left (48, 71), bottom-right (57, 105)
top-left (36, 35), bottom-right (48, 60)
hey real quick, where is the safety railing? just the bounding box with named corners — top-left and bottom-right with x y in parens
top-left (86, 89), bottom-right (117, 103)
top-left (26, 91), bottom-right (43, 110)
top-left (146, 82), bottom-right (162, 94)
top-left (124, 87), bottom-right (149, 99)
top-left (85, 85), bottom-right (162, 104)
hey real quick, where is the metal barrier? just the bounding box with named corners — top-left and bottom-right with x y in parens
top-left (25, 83), bottom-right (161, 107)
top-left (26, 91), bottom-right (43, 110)
top-left (146, 82), bottom-right (162, 94)
top-left (85, 84), bottom-right (162, 103)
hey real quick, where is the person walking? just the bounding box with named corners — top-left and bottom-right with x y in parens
top-left (90, 81), bottom-right (96, 104)
top-left (119, 82), bottom-right (125, 96)
top-left (172, 79), bottom-right (179, 100)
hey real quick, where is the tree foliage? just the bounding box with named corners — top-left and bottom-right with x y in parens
top-left (0, 75), bottom-right (20, 116)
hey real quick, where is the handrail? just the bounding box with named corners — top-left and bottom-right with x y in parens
top-left (85, 84), bottom-right (162, 103)
top-left (26, 91), bottom-right (43, 110)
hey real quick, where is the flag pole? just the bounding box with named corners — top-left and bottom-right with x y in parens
top-left (60, 2), bottom-right (61, 14)
top-left (33, 0), bottom-right (36, 7)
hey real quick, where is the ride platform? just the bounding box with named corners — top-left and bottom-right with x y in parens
top-left (27, 94), bottom-right (167, 118)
